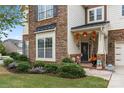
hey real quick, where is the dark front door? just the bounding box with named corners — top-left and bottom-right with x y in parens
top-left (81, 42), bottom-right (89, 62)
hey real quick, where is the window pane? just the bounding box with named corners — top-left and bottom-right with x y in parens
top-left (38, 12), bottom-right (45, 20)
top-left (46, 5), bottom-right (53, 10)
top-left (38, 5), bottom-right (45, 12)
top-left (38, 49), bottom-right (44, 58)
top-left (38, 5), bottom-right (45, 20)
top-left (38, 39), bottom-right (44, 58)
top-left (89, 10), bottom-right (94, 21)
top-left (38, 39), bottom-right (44, 48)
top-left (46, 10), bottom-right (53, 18)
top-left (45, 38), bottom-right (52, 48)
top-left (45, 48), bottom-right (52, 58)
top-left (122, 5), bottom-right (124, 16)
top-left (97, 8), bottom-right (102, 20)
top-left (45, 38), bottom-right (52, 58)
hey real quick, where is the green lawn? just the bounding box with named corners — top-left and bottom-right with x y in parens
top-left (0, 73), bottom-right (108, 88)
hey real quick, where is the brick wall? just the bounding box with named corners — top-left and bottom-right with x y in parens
top-left (26, 5), bottom-right (67, 63)
top-left (107, 29), bottom-right (124, 65)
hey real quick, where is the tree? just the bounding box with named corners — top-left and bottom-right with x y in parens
top-left (0, 43), bottom-right (6, 55)
top-left (0, 5), bottom-right (27, 39)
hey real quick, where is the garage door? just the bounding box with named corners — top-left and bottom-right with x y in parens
top-left (115, 42), bottom-right (124, 66)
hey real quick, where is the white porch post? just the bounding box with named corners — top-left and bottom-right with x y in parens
top-left (97, 27), bottom-right (106, 69)
top-left (97, 31), bottom-right (105, 54)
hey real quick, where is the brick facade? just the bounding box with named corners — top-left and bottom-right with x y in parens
top-left (23, 5), bottom-right (68, 63)
top-left (107, 29), bottom-right (124, 65)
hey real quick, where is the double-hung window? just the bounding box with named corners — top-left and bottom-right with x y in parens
top-left (122, 5), bottom-right (124, 16)
top-left (88, 6), bottom-right (104, 23)
top-left (38, 38), bottom-right (52, 58)
top-left (38, 5), bottom-right (54, 21)
top-left (96, 8), bottom-right (102, 20)
top-left (89, 10), bottom-right (95, 21)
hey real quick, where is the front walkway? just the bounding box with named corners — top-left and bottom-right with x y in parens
top-left (85, 68), bottom-right (112, 80)
top-left (108, 66), bottom-right (124, 88)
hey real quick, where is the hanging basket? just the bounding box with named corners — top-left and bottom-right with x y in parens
top-left (82, 32), bottom-right (88, 37)
top-left (74, 33), bottom-right (80, 41)
top-left (92, 31), bottom-right (97, 41)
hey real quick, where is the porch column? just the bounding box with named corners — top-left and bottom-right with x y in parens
top-left (97, 30), bottom-right (106, 69)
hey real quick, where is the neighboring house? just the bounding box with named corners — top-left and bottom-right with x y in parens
top-left (3, 39), bottom-right (23, 54)
top-left (23, 5), bottom-right (124, 68)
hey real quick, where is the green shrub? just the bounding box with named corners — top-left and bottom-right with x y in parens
top-left (62, 57), bottom-right (74, 63)
top-left (0, 43), bottom-right (6, 55)
top-left (9, 52), bottom-right (20, 60)
top-left (17, 62), bottom-right (31, 72)
top-left (44, 64), bottom-right (58, 73)
top-left (9, 52), bottom-right (28, 61)
top-left (58, 63), bottom-right (86, 78)
top-left (3, 58), bottom-right (14, 66)
top-left (18, 54), bottom-right (28, 61)
top-left (34, 61), bottom-right (45, 67)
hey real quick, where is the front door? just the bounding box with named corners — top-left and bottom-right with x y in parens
top-left (81, 42), bottom-right (89, 62)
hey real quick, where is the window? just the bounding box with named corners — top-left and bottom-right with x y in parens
top-left (122, 5), bottom-right (124, 16)
top-left (38, 38), bottom-right (52, 58)
top-left (45, 38), bottom-right (52, 58)
top-left (97, 8), bottom-right (102, 20)
top-left (38, 39), bottom-right (44, 58)
top-left (38, 5), bottom-right (53, 20)
top-left (89, 10), bottom-right (94, 21)
top-left (88, 6), bottom-right (104, 23)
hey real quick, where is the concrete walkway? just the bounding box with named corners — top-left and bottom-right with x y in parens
top-left (84, 68), bottom-right (112, 80)
top-left (108, 66), bottom-right (124, 88)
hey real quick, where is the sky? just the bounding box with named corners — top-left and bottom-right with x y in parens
top-left (2, 26), bottom-right (24, 41)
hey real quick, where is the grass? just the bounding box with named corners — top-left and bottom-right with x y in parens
top-left (0, 74), bottom-right (108, 88)
top-left (0, 65), bottom-right (108, 88)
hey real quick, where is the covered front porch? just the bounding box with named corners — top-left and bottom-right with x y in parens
top-left (70, 21), bottom-right (109, 69)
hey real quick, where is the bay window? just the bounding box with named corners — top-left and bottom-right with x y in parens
top-left (38, 5), bottom-right (54, 21)
top-left (38, 38), bottom-right (52, 58)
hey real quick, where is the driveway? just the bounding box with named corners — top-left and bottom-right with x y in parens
top-left (108, 66), bottom-right (124, 88)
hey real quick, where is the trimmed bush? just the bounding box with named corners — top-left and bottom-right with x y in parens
top-left (17, 62), bottom-right (31, 72)
top-left (3, 58), bottom-right (14, 66)
top-left (9, 52), bottom-right (28, 61)
top-left (34, 61), bottom-right (45, 67)
top-left (62, 57), bottom-right (74, 63)
top-left (9, 52), bottom-right (20, 60)
top-left (44, 64), bottom-right (58, 73)
top-left (18, 54), bottom-right (28, 61)
top-left (58, 63), bottom-right (86, 78)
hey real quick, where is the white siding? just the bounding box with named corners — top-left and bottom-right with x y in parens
top-left (68, 5), bottom-right (85, 55)
top-left (107, 5), bottom-right (124, 30)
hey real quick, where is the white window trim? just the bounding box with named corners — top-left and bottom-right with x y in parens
top-left (87, 6), bottom-right (104, 24)
top-left (38, 5), bottom-right (54, 21)
top-left (36, 31), bottom-right (56, 62)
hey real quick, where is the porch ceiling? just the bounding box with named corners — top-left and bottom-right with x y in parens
top-left (71, 21), bottom-right (110, 32)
